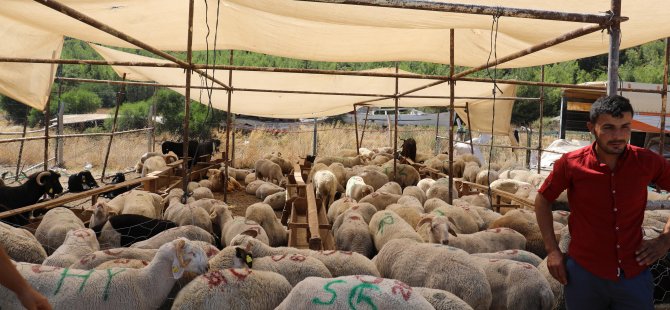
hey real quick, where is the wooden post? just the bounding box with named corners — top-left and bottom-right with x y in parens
top-left (101, 73), bottom-right (126, 180)
top-left (360, 106), bottom-right (370, 148)
top-left (147, 101), bottom-right (156, 152)
top-left (181, 0), bottom-right (196, 201)
top-left (231, 114), bottom-right (236, 167)
top-left (14, 110), bottom-right (29, 181)
top-left (465, 102), bottom-right (474, 154)
top-left (55, 78), bottom-right (64, 167)
top-left (434, 107), bottom-right (440, 155)
top-left (43, 103), bottom-right (50, 171)
top-left (312, 118), bottom-right (318, 155)
top-left (659, 38), bottom-right (669, 157)
top-left (353, 104), bottom-right (360, 153)
top-left (537, 65), bottom-right (545, 173)
top-left (607, 0), bottom-right (622, 95)
top-left (447, 29), bottom-right (455, 204)
top-left (393, 62), bottom-right (399, 180)
top-left (224, 51), bottom-right (234, 203)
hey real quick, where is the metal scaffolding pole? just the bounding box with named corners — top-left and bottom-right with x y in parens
top-left (101, 73), bottom-right (126, 180)
top-left (181, 0), bottom-right (196, 201)
top-left (537, 66), bottom-right (545, 174)
top-left (447, 28), bottom-right (455, 204)
top-left (32, 0), bottom-right (231, 91)
top-left (659, 38), bottom-right (670, 157)
top-left (224, 51), bottom-right (234, 203)
top-left (353, 104), bottom-right (360, 153)
top-left (393, 63), bottom-right (399, 180)
top-left (607, 0), bottom-right (622, 95)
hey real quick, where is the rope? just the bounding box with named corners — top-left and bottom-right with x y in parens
top-left (485, 9), bottom-right (502, 206)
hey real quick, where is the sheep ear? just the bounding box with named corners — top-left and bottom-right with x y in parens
top-left (448, 226), bottom-right (458, 237)
top-left (416, 215), bottom-right (433, 229)
top-left (209, 210), bottom-right (218, 220)
top-left (240, 229), bottom-right (258, 238)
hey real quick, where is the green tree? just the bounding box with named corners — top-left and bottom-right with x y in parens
top-left (60, 89), bottom-right (102, 114)
top-left (0, 96), bottom-right (31, 125)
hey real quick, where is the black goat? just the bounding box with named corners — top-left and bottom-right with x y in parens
top-left (91, 214), bottom-right (178, 247)
top-left (161, 139), bottom-right (221, 167)
top-left (0, 170), bottom-right (63, 226)
top-left (67, 170), bottom-right (99, 193)
top-left (400, 138), bottom-right (417, 162)
top-left (101, 172), bottom-right (132, 199)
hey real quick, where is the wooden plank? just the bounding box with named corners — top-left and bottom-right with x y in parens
top-left (455, 179), bottom-right (535, 211)
top-left (305, 183), bottom-right (322, 250)
top-left (0, 185), bottom-right (111, 219)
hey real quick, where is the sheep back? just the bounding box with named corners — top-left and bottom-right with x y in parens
top-left (35, 207), bottom-right (85, 254)
top-left (368, 211), bottom-right (422, 251)
top-left (414, 287), bottom-right (474, 310)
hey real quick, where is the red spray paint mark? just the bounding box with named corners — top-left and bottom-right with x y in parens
top-left (229, 268), bottom-right (252, 281)
top-left (391, 280), bottom-right (412, 301)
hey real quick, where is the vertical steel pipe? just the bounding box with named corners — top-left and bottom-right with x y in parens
top-left (181, 0), bottom-right (195, 200)
top-left (101, 73), bottom-right (126, 179)
top-left (537, 66), bottom-right (545, 174)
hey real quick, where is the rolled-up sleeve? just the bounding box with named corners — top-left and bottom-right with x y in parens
top-left (538, 154), bottom-right (570, 202)
top-left (652, 153), bottom-right (670, 191)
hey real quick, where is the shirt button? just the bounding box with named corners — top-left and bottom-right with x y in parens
top-left (616, 227), bottom-right (619, 230)
top-left (612, 190), bottom-right (616, 194)
top-left (619, 259), bottom-right (622, 263)
top-left (617, 245), bottom-right (621, 249)
top-left (614, 208), bottom-right (618, 212)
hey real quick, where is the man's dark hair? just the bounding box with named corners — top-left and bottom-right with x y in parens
top-left (589, 95), bottom-right (634, 123)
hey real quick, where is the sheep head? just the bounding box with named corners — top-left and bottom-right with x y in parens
top-left (35, 170), bottom-right (63, 197)
top-left (417, 214), bottom-right (458, 245)
top-left (88, 201), bottom-right (116, 228)
top-left (170, 238), bottom-right (208, 279)
top-left (232, 244), bottom-right (253, 269)
top-left (164, 151), bottom-right (179, 164)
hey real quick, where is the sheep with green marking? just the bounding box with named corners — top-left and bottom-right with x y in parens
top-left (369, 210), bottom-right (423, 251)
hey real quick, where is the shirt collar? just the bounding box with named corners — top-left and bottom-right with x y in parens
top-left (588, 141), bottom-right (631, 169)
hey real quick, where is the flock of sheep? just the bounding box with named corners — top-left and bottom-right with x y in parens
top-left (3, 145), bottom-right (670, 309)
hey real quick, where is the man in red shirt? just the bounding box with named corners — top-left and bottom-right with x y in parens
top-left (536, 95), bottom-right (670, 309)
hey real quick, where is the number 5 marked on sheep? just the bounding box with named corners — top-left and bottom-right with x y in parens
top-left (312, 279), bottom-right (346, 305)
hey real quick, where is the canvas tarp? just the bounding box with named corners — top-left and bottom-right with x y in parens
top-left (91, 44), bottom-right (517, 135)
top-left (2, 0), bottom-right (669, 110)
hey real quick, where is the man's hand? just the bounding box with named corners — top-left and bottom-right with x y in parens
top-left (547, 250), bottom-right (567, 285)
top-left (16, 287), bottom-right (52, 310)
top-left (636, 234), bottom-right (670, 266)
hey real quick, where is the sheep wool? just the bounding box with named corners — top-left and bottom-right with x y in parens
top-left (327, 197), bottom-right (358, 223)
top-left (334, 210), bottom-right (375, 258)
top-left (172, 268), bottom-right (292, 310)
top-left (313, 170), bottom-right (338, 211)
top-left (402, 186), bottom-right (427, 205)
top-left (374, 239), bottom-right (492, 310)
top-left (71, 248), bottom-right (158, 270)
top-left (359, 191), bottom-right (401, 211)
top-left (276, 275), bottom-right (434, 310)
top-left (490, 209), bottom-right (546, 257)
top-left (469, 255), bottom-right (553, 310)
top-left (345, 176), bottom-right (373, 202)
top-left (130, 225), bottom-right (215, 249)
top-left (414, 287), bottom-right (474, 310)
top-left (0, 221), bottom-right (47, 264)
top-left (446, 227), bottom-right (527, 254)
top-left (35, 207), bottom-right (86, 255)
top-left (245, 202), bottom-right (288, 247)
top-left (332, 203), bottom-right (377, 234)
top-left (208, 247), bottom-right (332, 286)
top-left (0, 238), bottom-right (208, 310)
top-left (368, 210), bottom-right (423, 251)
top-left (43, 228), bottom-right (100, 268)
top-left (163, 202), bottom-right (213, 233)
top-left (263, 191), bottom-right (286, 211)
top-left (377, 181), bottom-right (402, 195)
top-left (473, 249), bottom-right (543, 267)
top-left (397, 195), bottom-right (424, 213)
top-left (229, 235), bottom-right (380, 277)
top-left (386, 204), bottom-right (422, 229)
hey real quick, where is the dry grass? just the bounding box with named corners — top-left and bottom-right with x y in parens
top-left (0, 116), bottom-right (592, 179)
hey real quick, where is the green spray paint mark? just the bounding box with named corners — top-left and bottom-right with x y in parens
top-left (348, 282), bottom-right (381, 310)
top-left (377, 213), bottom-right (395, 234)
top-left (432, 209), bottom-right (445, 216)
top-left (312, 279), bottom-right (346, 305)
top-left (103, 268), bottom-right (126, 301)
top-left (53, 268), bottom-right (94, 295)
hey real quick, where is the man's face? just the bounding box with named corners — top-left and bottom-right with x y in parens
top-left (587, 112), bottom-right (633, 155)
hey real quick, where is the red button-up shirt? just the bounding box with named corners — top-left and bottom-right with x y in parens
top-left (539, 142), bottom-right (670, 281)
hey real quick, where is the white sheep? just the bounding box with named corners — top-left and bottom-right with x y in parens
top-left (456, 193), bottom-right (491, 208)
top-left (381, 163), bottom-right (421, 188)
top-left (490, 209), bottom-right (546, 257)
top-left (115, 190), bottom-right (163, 219)
top-left (192, 186), bottom-right (215, 200)
top-left (255, 159), bottom-right (283, 184)
top-left (426, 181), bottom-right (459, 203)
top-left (397, 195), bottom-right (425, 212)
top-left (328, 162), bottom-right (348, 188)
top-left (386, 204), bottom-right (422, 229)
top-left (377, 181), bottom-right (403, 195)
top-left (187, 181), bottom-right (200, 193)
top-left (359, 191), bottom-right (401, 210)
top-left (469, 255), bottom-right (553, 310)
top-left (430, 206), bottom-right (479, 234)
top-left (198, 179), bottom-right (213, 189)
top-left (0, 238), bottom-right (208, 310)
top-left (276, 275), bottom-right (435, 309)
top-left (369, 210), bottom-right (423, 251)
top-left (94, 258), bottom-right (150, 270)
top-left (424, 197), bottom-right (451, 213)
top-left (130, 225), bottom-right (215, 249)
top-left (263, 190), bottom-right (286, 211)
top-left (417, 178), bottom-right (436, 193)
top-left (315, 155), bottom-right (368, 168)
top-left (463, 164), bottom-right (481, 183)
top-left (245, 202), bottom-right (288, 247)
top-left (208, 246), bottom-right (332, 286)
top-left (473, 249), bottom-right (543, 267)
top-left (163, 201), bottom-right (213, 233)
top-left (230, 234), bottom-right (380, 277)
top-left (332, 203), bottom-right (378, 235)
top-left (358, 169), bottom-right (389, 191)
top-left (313, 170), bottom-right (338, 211)
top-left (244, 172), bottom-right (256, 184)
top-left (552, 210), bottom-right (570, 225)
top-left (210, 204), bottom-right (270, 246)
top-left (71, 248), bottom-right (158, 270)
top-left (374, 239), bottom-right (492, 310)
top-left (443, 226), bottom-right (527, 254)
top-left (402, 185), bottom-right (427, 204)
top-left (255, 182), bottom-right (284, 200)
top-left (475, 169), bottom-right (499, 186)
top-left (345, 176), bottom-right (374, 202)
top-left (0, 221), bottom-right (47, 264)
top-left (455, 204), bottom-right (501, 229)
top-left (35, 207), bottom-right (86, 254)
top-left (42, 228), bottom-right (99, 268)
top-left (245, 179), bottom-right (267, 195)
top-left (414, 287), bottom-right (474, 310)
top-left (162, 188), bottom-right (194, 208)
top-left (327, 197), bottom-right (358, 223)
top-left (334, 210), bottom-right (375, 258)
top-left (141, 152), bottom-right (178, 177)
top-left (171, 268), bottom-right (292, 309)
